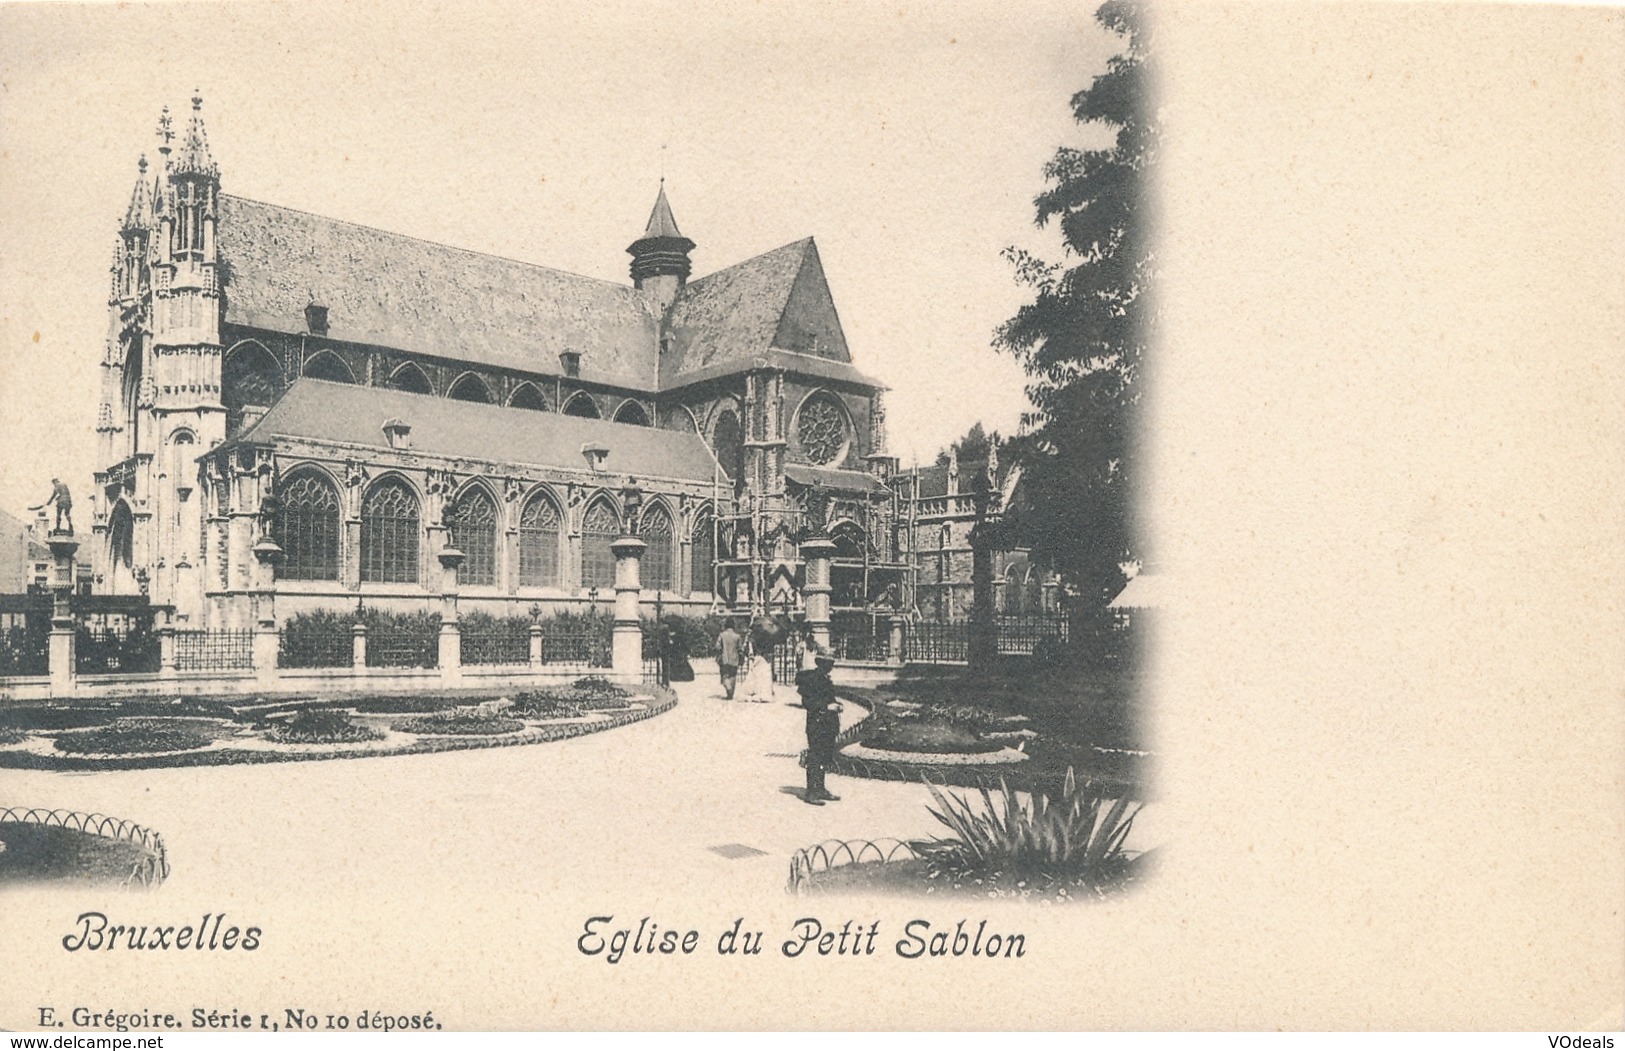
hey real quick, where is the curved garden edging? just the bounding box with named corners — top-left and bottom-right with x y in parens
top-left (0, 807), bottom-right (169, 889)
top-left (0, 690), bottom-right (676, 772)
top-left (787, 838), bottom-right (921, 894)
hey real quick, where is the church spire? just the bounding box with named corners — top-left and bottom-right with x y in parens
top-left (172, 91), bottom-right (218, 179)
top-left (627, 182), bottom-right (695, 306)
top-left (121, 155), bottom-right (152, 233)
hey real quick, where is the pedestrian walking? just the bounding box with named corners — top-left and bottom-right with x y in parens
top-left (796, 653), bottom-right (842, 805)
top-left (715, 618), bottom-right (742, 699)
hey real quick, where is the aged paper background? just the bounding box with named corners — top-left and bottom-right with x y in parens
top-left (1, 0), bottom-right (1621, 1031)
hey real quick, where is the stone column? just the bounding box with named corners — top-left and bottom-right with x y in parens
top-left (352, 622), bottom-right (367, 669)
top-left (251, 538), bottom-right (284, 683)
top-left (157, 608), bottom-right (177, 680)
top-left (609, 536), bottom-right (645, 684)
top-left (437, 546), bottom-right (464, 683)
top-left (888, 613), bottom-right (907, 666)
top-left (799, 536), bottom-right (837, 655)
top-left (47, 534), bottom-right (78, 696)
top-left (529, 623), bottom-right (544, 669)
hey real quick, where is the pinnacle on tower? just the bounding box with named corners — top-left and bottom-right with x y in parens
top-left (626, 183), bottom-right (695, 286)
top-left (121, 155), bottom-right (153, 232)
top-left (172, 91), bottom-right (218, 180)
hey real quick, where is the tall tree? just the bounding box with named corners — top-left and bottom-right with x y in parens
top-left (993, 0), bottom-right (1156, 608)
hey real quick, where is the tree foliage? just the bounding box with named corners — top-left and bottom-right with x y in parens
top-left (993, 1), bottom-right (1157, 608)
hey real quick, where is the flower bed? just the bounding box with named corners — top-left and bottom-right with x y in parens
top-left (269, 708), bottom-right (383, 745)
top-left (392, 711), bottom-right (526, 736)
top-left (54, 718), bottom-right (216, 755)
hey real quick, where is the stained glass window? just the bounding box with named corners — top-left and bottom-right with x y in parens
top-left (518, 492), bottom-right (562, 588)
top-left (796, 395), bottom-right (848, 466)
top-left (360, 478), bottom-right (419, 583)
top-left (445, 488), bottom-right (498, 587)
top-left (580, 500), bottom-right (620, 590)
top-left (690, 511), bottom-right (715, 594)
top-left (276, 470), bottom-right (341, 581)
top-left (640, 505), bottom-right (674, 592)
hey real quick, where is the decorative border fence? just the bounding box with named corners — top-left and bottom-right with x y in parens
top-left (175, 629), bottom-right (254, 672)
top-left (0, 596), bottom-right (49, 677)
top-left (905, 620), bottom-right (970, 664)
top-left (541, 627), bottom-right (612, 669)
top-left (0, 806), bottom-right (169, 889)
top-left (460, 621), bottom-right (530, 666)
top-left (787, 838), bottom-right (921, 894)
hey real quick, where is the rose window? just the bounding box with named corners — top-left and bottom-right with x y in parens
top-left (796, 397), bottom-right (848, 466)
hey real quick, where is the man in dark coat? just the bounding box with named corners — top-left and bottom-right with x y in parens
top-left (795, 654), bottom-right (842, 805)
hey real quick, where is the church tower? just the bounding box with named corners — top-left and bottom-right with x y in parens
top-left (626, 184), bottom-right (694, 317)
top-left (93, 94), bottom-right (224, 621)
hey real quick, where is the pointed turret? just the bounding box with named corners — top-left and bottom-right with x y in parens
top-left (172, 91), bottom-right (219, 179)
top-left (121, 155), bottom-right (153, 233)
top-left (627, 183), bottom-right (695, 314)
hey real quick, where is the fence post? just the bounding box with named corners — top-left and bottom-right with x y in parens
top-left (437, 546), bottom-right (464, 684)
top-left (352, 623), bottom-right (367, 670)
top-left (46, 533), bottom-right (78, 696)
top-left (888, 614), bottom-right (907, 666)
top-left (156, 613), bottom-right (177, 680)
top-left (251, 538), bottom-right (284, 683)
top-left (609, 536), bottom-right (646, 684)
top-left (528, 623), bottom-right (544, 669)
top-left (799, 536), bottom-right (837, 656)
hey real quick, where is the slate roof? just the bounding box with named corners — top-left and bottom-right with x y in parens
top-left (783, 464), bottom-right (887, 494)
top-left (235, 379), bottom-right (723, 484)
top-left (216, 194), bottom-right (877, 395)
top-left (217, 195), bottom-right (660, 389)
top-left (661, 238), bottom-right (853, 387)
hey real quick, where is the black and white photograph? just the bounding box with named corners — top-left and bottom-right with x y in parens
top-left (0, 0), bottom-right (1619, 1035)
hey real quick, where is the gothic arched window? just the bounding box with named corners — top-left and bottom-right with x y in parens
top-left (223, 342), bottom-right (283, 420)
top-left (640, 504), bottom-right (675, 592)
top-left (832, 522), bottom-right (865, 561)
top-left (303, 351), bottom-right (355, 384)
top-left (387, 363), bottom-right (434, 395)
top-left (509, 383), bottom-right (547, 411)
top-left (613, 401), bottom-right (651, 427)
top-left (360, 478), bottom-right (420, 584)
top-left (712, 408), bottom-right (743, 485)
top-left (276, 469), bottom-right (342, 581)
top-left (563, 393), bottom-right (600, 419)
top-left (580, 499), bottom-right (620, 590)
top-left (445, 487), bottom-right (498, 587)
top-left (447, 373), bottom-right (493, 403)
top-left (518, 491), bottom-right (562, 588)
top-left (690, 510), bottom-right (715, 594)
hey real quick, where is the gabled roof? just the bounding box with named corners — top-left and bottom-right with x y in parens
top-left (662, 237), bottom-right (852, 386)
top-left (217, 195), bottom-right (660, 388)
top-left (235, 379), bottom-right (723, 484)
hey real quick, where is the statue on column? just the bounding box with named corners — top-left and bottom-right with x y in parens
top-left (620, 478), bottom-right (643, 529)
top-left (30, 479), bottom-right (73, 534)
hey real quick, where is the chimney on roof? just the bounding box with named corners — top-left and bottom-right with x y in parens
top-left (627, 182), bottom-right (694, 316)
top-left (305, 302), bottom-right (329, 336)
top-left (559, 350), bottom-right (581, 378)
top-left (382, 418), bottom-right (412, 449)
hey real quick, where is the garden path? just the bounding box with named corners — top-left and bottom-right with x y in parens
top-left (1, 664), bottom-right (944, 904)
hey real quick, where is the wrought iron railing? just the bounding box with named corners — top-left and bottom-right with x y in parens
top-left (0, 597), bottom-right (50, 677)
top-left (993, 614), bottom-right (1069, 656)
top-left (0, 807), bottom-right (169, 890)
top-left (278, 628), bottom-right (353, 669)
top-left (540, 628), bottom-right (611, 669)
top-left (174, 629), bottom-right (255, 672)
top-left (460, 622), bottom-right (530, 666)
top-left (368, 625), bottom-right (439, 669)
top-left (75, 618), bottom-right (161, 675)
top-left (905, 619), bottom-right (970, 664)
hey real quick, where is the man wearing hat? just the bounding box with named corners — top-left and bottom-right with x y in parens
top-left (795, 653), bottom-right (843, 805)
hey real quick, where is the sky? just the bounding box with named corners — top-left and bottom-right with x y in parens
top-left (0, 0), bottom-right (1120, 517)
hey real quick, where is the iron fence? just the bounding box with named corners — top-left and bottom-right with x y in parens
top-left (0, 806), bottom-right (169, 890)
top-left (0, 594), bottom-right (50, 676)
top-left (541, 627), bottom-right (611, 669)
top-left (905, 619), bottom-right (970, 664)
top-left (460, 621), bottom-right (530, 666)
top-left (367, 624), bottom-right (439, 669)
top-left (830, 612), bottom-right (892, 663)
top-left (994, 614), bottom-right (1069, 656)
top-left (75, 612), bottom-right (160, 675)
top-left (278, 628), bottom-right (354, 669)
top-left (174, 629), bottom-right (255, 672)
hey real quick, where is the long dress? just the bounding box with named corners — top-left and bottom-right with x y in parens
top-left (739, 653), bottom-right (775, 703)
